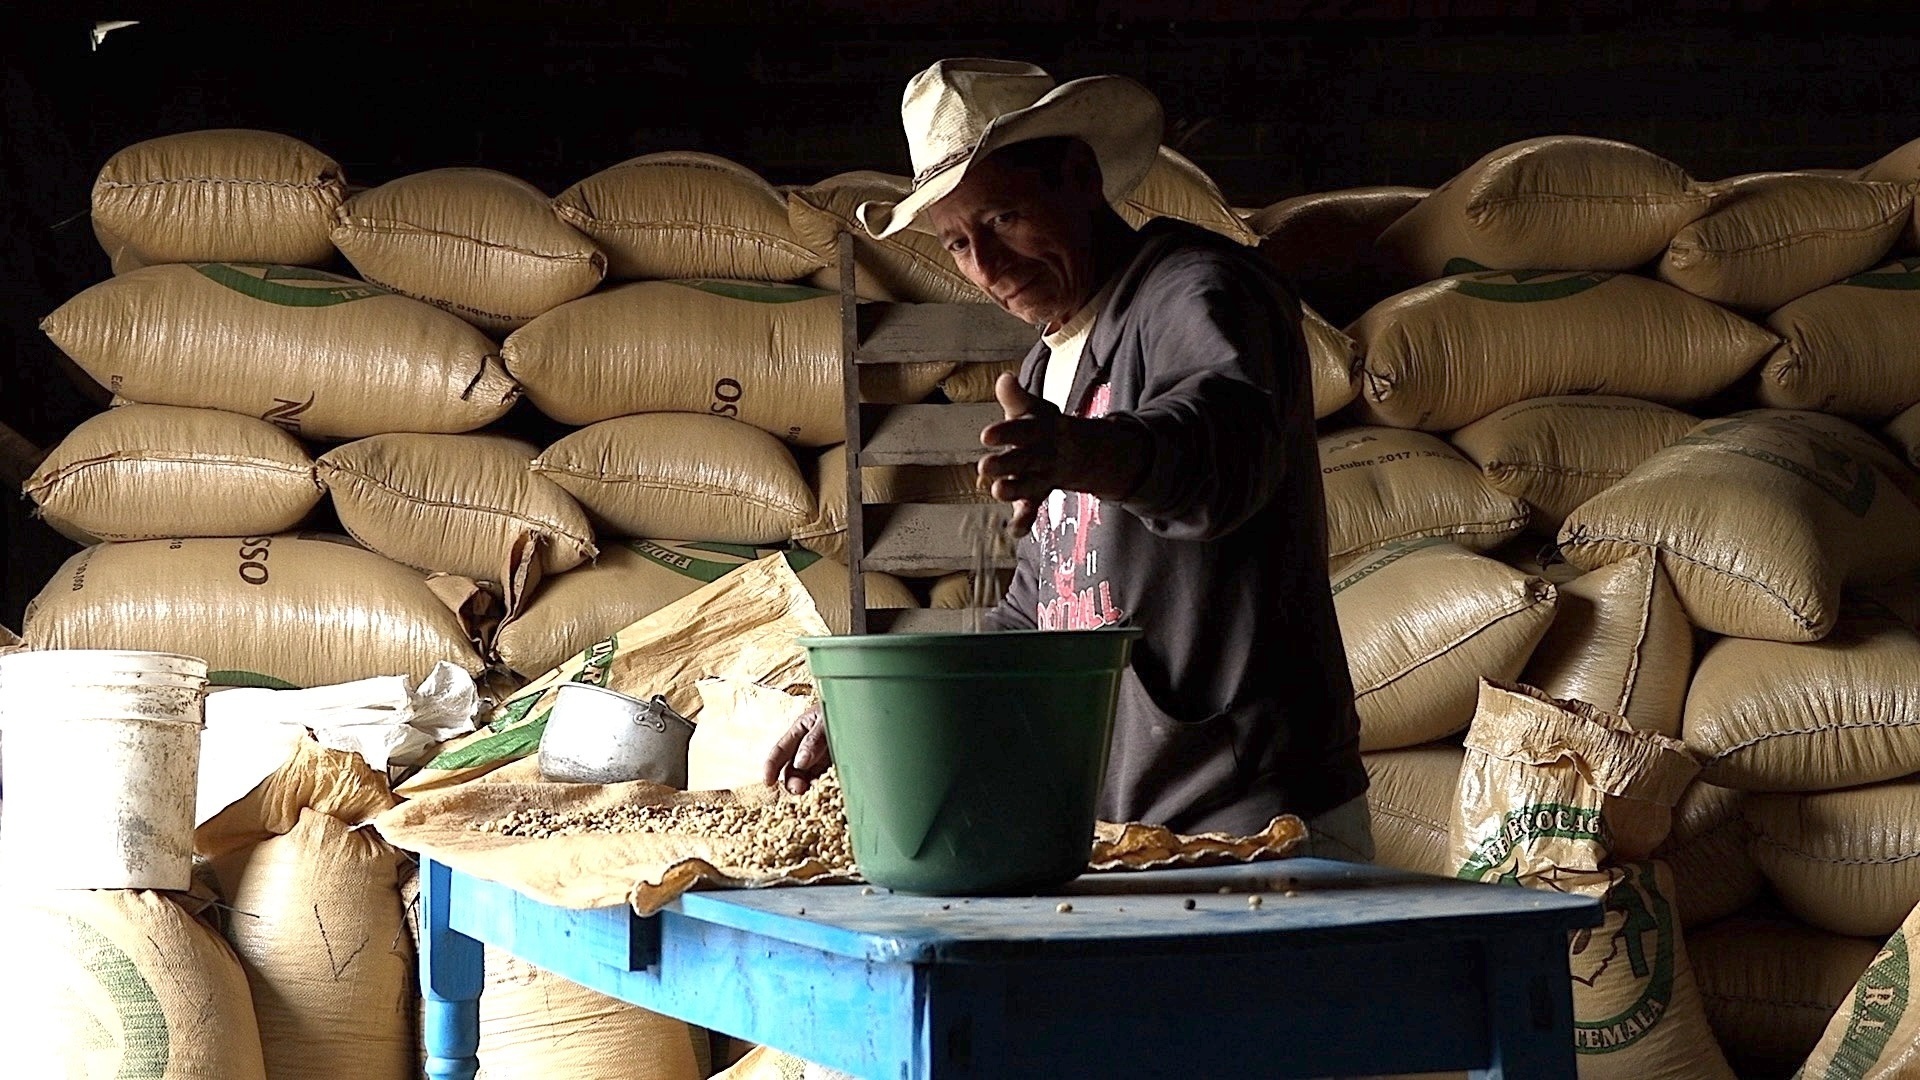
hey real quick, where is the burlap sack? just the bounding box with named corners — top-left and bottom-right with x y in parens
top-left (403, 553), bottom-right (829, 791)
top-left (1653, 782), bottom-right (1760, 929)
top-left (1794, 897), bottom-right (1920, 1080)
top-left (1690, 909), bottom-right (1883, 1080)
top-left (502, 279), bottom-right (842, 443)
top-left (331, 168), bottom-right (607, 333)
top-left (1452, 681), bottom-right (1699, 879)
top-left (553, 151), bottom-right (823, 282)
top-left (1658, 175), bottom-right (1915, 313)
top-left (688, 677), bottom-right (812, 792)
top-left (1556, 861), bottom-right (1736, 1080)
top-left (1559, 411), bottom-right (1920, 642)
top-left (1302, 304), bottom-right (1360, 419)
top-left (1520, 551), bottom-right (1693, 738)
top-left (1891, 403), bottom-right (1920, 470)
top-left (1113, 146), bottom-right (1258, 245)
top-left (197, 737), bottom-right (400, 857)
top-left (92, 129), bottom-right (345, 267)
top-left (1248, 185), bottom-right (1427, 324)
top-left (1686, 598), bottom-right (1920, 793)
top-left (41, 263), bottom-right (518, 439)
top-left (477, 946), bottom-right (705, 1080)
top-left (1375, 136), bottom-right (1711, 278)
top-left (940, 359), bottom-right (1024, 404)
top-left (318, 432), bottom-right (597, 584)
top-left (1760, 256), bottom-right (1920, 420)
top-left (533, 414), bottom-right (815, 544)
top-left (1361, 741), bottom-right (1464, 877)
top-left (1, 888), bottom-right (268, 1079)
top-left (1449, 397), bottom-right (1700, 527)
top-left (1351, 270), bottom-right (1777, 432)
top-left (494, 541), bottom-right (915, 677)
top-left (1319, 428), bottom-right (1530, 567)
top-left (1333, 542), bottom-right (1557, 751)
top-left (24, 535), bottom-right (485, 688)
top-left (25, 403), bottom-right (322, 542)
top-left (787, 172), bottom-right (988, 303)
top-left (1746, 779), bottom-right (1920, 937)
top-left (792, 443), bottom-right (988, 561)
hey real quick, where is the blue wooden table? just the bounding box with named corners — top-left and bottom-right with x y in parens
top-left (421, 856), bottom-right (1601, 1079)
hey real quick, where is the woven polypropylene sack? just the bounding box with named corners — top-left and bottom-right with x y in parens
top-left (787, 172), bottom-right (987, 303)
top-left (1746, 779), bottom-right (1920, 937)
top-left (940, 360), bottom-right (1024, 404)
top-left (318, 432), bottom-right (597, 582)
top-left (1795, 897), bottom-right (1920, 1080)
top-left (1, 888), bottom-right (267, 1079)
top-left (1302, 304), bottom-right (1360, 420)
top-left (1658, 174), bottom-right (1914, 313)
top-left (1113, 146), bottom-right (1258, 245)
top-left (1690, 909), bottom-right (1882, 1079)
top-left (23, 535), bottom-right (485, 688)
top-left (503, 279), bottom-right (843, 443)
top-left (1319, 427), bottom-right (1529, 567)
top-left (1653, 781), bottom-right (1761, 929)
top-left (1449, 396), bottom-right (1699, 528)
top-left (1362, 741), bottom-right (1464, 877)
top-left (1686, 599), bottom-right (1920, 793)
top-left (1350, 270), bottom-right (1777, 432)
top-left (533, 414), bottom-right (814, 544)
top-left (1759, 256), bottom-right (1920, 421)
top-left (41, 263), bottom-right (517, 439)
top-left (91, 129), bottom-right (345, 267)
top-left (1248, 185), bottom-right (1427, 325)
top-left (1521, 551), bottom-right (1693, 738)
top-left (1375, 136), bottom-right (1711, 278)
top-left (1332, 542), bottom-right (1557, 751)
top-left (25, 403), bottom-right (321, 542)
top-left (332, 167), bottom-right (607, 333)
top-left (1891, 403), bottom-right (1920, 470)
top-left (553, 151), bottom-right (822, 282)
top-left (1559, 411), bottom-right (1920, 642)
top-left (792, 444), bottom-right (987, 562)
top-left (476, 946), bottom-right (704, 1080)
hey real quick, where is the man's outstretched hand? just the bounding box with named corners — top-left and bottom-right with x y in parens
top-left (978, 373), bottom-right (1152, 534)
top-left (763, 698), bottom-right (830, 795)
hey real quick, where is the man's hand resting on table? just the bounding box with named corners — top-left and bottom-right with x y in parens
top-left (978, 374), bottom-right (1152, 534)
top-left (764, 699), bottom-right (830, 795)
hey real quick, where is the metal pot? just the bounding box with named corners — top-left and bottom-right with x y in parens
top-left (537, 683), bottom-right (694, 787)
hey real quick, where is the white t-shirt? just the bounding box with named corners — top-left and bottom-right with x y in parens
top-left (1038, 281), bottom-right (1116, 412)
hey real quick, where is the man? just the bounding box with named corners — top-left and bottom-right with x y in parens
top-left (768, 59), bottom-right (1370, 860)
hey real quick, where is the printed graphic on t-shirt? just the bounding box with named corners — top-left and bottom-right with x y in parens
top-left (1034, 382), bottom-right (1125, 629)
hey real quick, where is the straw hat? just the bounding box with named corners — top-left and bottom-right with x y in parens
top-left (856, 58), bottom-right (1164, 239)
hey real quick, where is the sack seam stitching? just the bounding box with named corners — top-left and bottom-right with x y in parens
top-left (317, 461), bottom-right (597, 554)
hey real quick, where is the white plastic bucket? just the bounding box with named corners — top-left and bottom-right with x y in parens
top-left (0, 649), bottom-right (209, 890)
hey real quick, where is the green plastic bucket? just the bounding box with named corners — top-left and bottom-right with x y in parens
top-left (798, 629), bottom-right (1141, 895)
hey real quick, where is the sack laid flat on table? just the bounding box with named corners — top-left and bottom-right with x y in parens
top-left (1759, 256), bottom-right (1920, 421)
top-left (1333, 541), bottom-right (1557, 751)
top-left (1560, 410), bottom-right (1920, 642)
top-left (503, 279), bottom-right (846, 443)
top-left (42, 263), bottom-right (518, 439)
top-left (1745, 779), bottom-right (1920, 938)
top-left (1319, 427), bottom-right (1530, 567)
top-left (1520, 551), bottom-right (1693, 738)
top-left (332, 167), bottom-right (608, 333)
top-left (1448, 396), bottom-right (1700, 528)
top-left (553, 151), bottom-right (823, 283)
top-left (91, 128), bottom-right (346, 268)
top-left (24, 534), bottom-right (486, 689)
top-left (1361, 741), bottom-right (1465, 878)
top-left (1350, 269), bottom-right (1777, 432)
top-left (25, 402), bottom-right (322, 542)
top-left (1793, 896), bottom-right (1920, 1080)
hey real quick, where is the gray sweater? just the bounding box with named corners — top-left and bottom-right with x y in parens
top-left (982, 219), bottom-right (1366, 834)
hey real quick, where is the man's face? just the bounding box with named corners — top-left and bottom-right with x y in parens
top-left (924, 148), bottom-right (1103, 332)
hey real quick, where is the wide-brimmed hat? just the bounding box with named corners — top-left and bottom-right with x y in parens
top-left (855, 58), bottom-right (1164, 239)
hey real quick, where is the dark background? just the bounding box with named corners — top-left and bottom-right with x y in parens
top-left (4, 0), bottom-right (1918, 626)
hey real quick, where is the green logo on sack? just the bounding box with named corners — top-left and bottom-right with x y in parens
top-left (55, 912), bottom-right (170, 1078)
top-left (1573, 863), bottom-right (1677, 1055)
top-left (191, 263), bottom-right (390, 306)
top-left (1681, 418), bottom-right (1877, 516)
top-left (208, 670), bottom-right (302, 690)
top-left (1456, 801), bottom-right (1609, 883)
top-left (1812, 929), bottom-right (1910, 1080)
top-left (1452, 269), bottom-right (1614, 304)
top-left (669, 279), bottom-right (834, 304)
top-left (1842, 257), bottom-right (1920, 291)
top-left (1330, 537), bottom-right (1452, 595)
top-left (629, 540), bottom-right (819, 582)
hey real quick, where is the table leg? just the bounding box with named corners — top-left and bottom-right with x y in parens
top-left (421, 858), bottom-right (484, 1080)
top-left (1473, 930), bottom-right (1577, 1080)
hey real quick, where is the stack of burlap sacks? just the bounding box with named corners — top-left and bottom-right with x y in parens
top-left (1277, 133), bottom-right (1920, 1079)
